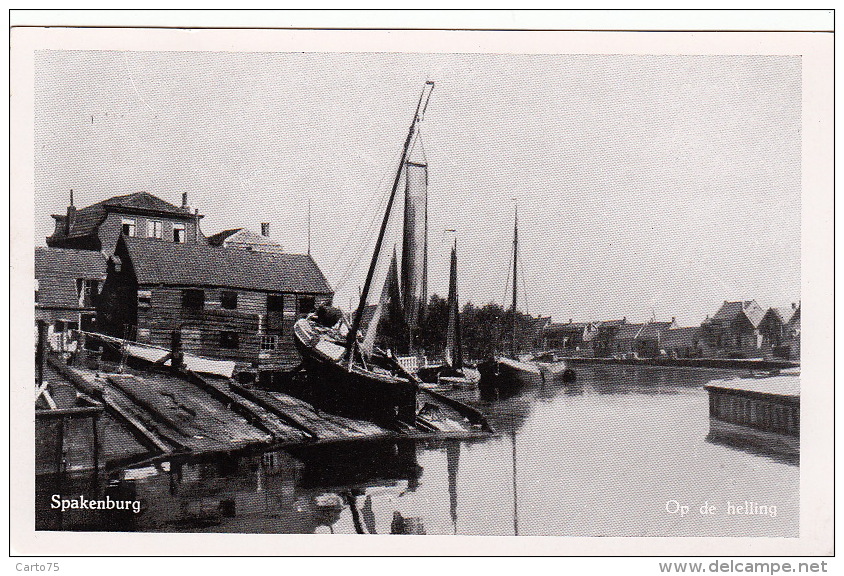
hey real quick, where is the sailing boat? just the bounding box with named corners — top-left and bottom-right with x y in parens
top-left (416, 237), bottom-right (480, 387)
top-left (477, 208), bottom-right (573, 395)
top-left (292, 82), bottom-right (436, 426)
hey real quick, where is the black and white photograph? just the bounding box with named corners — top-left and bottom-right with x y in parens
top-left (10, 13), bottom-right (833, 559)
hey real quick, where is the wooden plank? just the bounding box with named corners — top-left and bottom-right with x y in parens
top-left (225, 383), bottom-right (320, 439)
top-left (185, 372), bottom-right (308, 443)
top-left (45, 356), bottom-right (172, 454)
top-left (105, 373), bottom-right (270, 452)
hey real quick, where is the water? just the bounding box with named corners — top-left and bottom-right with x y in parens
top-left (37, 365), bottom-right (798, 536)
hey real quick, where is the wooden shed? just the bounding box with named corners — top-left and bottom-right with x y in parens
top-left (97, 235), bottom-right (333, 379)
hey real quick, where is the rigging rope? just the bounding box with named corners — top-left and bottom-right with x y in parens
top-left (329, 147), bottom-right (402, 293)
top-left (518, 249), bottom-right (530, 316)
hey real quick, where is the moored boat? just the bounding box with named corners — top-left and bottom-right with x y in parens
top-left (478, 208), bottom-right (574, 396)
top-left (292, 82), bottom-right (437, 426)
top-left (415, 236), bottom-right (480, 388)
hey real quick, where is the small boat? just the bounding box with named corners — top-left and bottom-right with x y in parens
top-left (292, 82), bottom-right (436, 426)
top-left (478, 208), bottom-right (574, 396)
top-left (415, 237), bottom-right (480, 388)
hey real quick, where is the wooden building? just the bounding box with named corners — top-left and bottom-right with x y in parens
top-left (35, 247), bottom-right (107, 351)
top-left (47, 190), bottom-right (205, 254)
top-left (97, 236), bottom-right (333, 380)
top-left (700, 300), bottom-right (766, 358)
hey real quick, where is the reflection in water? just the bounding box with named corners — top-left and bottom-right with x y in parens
top-left (36, 366), bottom-right (799, 536)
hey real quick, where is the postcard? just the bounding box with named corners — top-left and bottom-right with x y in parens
top-left (10, 18), bottom-right (833, 558)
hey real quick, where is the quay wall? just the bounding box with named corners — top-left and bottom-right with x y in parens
top-left (564, 357), bottom-right (798, 371)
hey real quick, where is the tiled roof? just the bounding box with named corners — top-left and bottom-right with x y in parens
top-left (615, 323), bottom-right (645, 340)
top-left (35, 247), bottom-right (108, 278)
top-left (662, 326), bottom-right (702, 348)
top-left (614, 321), bottom-right (672, 341)
top-left (597, 319), bottom-right (627, 327)
top-left (35, 247), bottom-right (107, 309)
top-left (638, 321), bottom-right (673, 340)
top-left (119, 236), bottom-right (332, 295)
top-left (50, 192), bottom-right (191, 240)
top-left (711, 300), bottom-right (765, 328)
top-left (770, 306), bottom-right (798, 325)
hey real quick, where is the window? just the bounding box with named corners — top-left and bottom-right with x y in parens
top-left (220, 331), bottom-right (239, 349)
top-left (173, 223), bottom-right (186, 243)
top-left (260, 335), bottom-right (277, 350)
top-left (76, 279), bottom-right (100, 307)
top-left (221, 291), bottom-right (238, 310)
top-left (267, 294), bottom-right (284, 312)
top-left (137, 328), bottom-right (151, 343)
top-left (34, 279), bottom-right (39, 303)
top-left (147, 220), bottom-right (163, 239)
top-left (122, 218), bottom-right (136, 237)
top-left (298, 295), bottom-right (316, 314)
top-left (138, 289), bottom-right (152, 308)
top-left (181, 289), bottom-right (205, 309)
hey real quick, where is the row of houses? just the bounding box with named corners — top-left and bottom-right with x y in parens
top-left (540, 299), bottom-right (801, 361)
top-left (36, 191), bottom-right (334, 384)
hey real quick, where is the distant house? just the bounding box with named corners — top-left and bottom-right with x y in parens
top-left (787, 303), bottom-right (801, 360)
top-left (47, 191), bottom-right (206, 254)
top-left (97, 236), bottom-right (333, 380)
top-left (758, 302), bottom-right (800, 359)
top-left (35, 247), bottom-right (107, 350)
top-left (543, 320), bottom-right (599, 353)
top-left (612, 319), bottom-right (676, 358)
top-left (701, 300), bottom-right (766, 358)
top-left (207, 223), bottom-right (284, 253)
top-left (591, 319), bottom-right (627, 358)
top-left (662, 326), bottom-right (704, 358)
top-left (529, 316), bottom-right (553, 351)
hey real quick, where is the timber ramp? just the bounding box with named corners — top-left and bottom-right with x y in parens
top-left (45, 356), bottom-right (490, 468)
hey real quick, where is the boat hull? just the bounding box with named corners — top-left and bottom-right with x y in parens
top-left (477, 356), bottom-right (544, 396)
top-left (416, 365), bottom-right (481, 388)
top-left (293, 319), bottom-right (418, 426)
top-left (535, 360), bottom-right (576, 384)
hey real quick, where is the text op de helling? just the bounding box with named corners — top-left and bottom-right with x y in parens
top-left (665, 500), bottom-right (777, 517)
top-left (51, 494), bottom-right (142, 514)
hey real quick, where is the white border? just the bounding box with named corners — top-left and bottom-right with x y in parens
top-left (9, 23), bottom-right (833, 557)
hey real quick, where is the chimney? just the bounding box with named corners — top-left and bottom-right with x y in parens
top-left (568, 318), bottom-right (572, 324)
top-left (261, 222), bottom-right (270, 237)
top-left (792, 302), bottom-right (797, 310)
top-left (65, 189), bottom-right (76, 235)
top-left (182, 192), bottom-right (189, 209)
top-left (671, 316), bottom-right (676, 323)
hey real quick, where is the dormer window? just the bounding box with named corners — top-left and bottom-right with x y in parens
top-left (147, 220), bottom-right (163, 239)
top-left (122, 218), bottom-right (136, 237)
top-left (173, 223), bottom-right (186, 243)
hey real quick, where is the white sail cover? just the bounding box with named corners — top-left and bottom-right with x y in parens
top-left (401, 132), bottom-right (428, 338)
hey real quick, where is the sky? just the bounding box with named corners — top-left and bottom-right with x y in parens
top-left (33, 51), bottom-right (801, 326)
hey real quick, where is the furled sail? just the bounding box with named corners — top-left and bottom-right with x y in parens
top-left (444, 241), bottom-right (463, 369)
top-left (401, 130), bottom-right (428, 348)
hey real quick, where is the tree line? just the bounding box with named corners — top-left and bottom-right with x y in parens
top-left (416, 294), bottom-right (541, 362)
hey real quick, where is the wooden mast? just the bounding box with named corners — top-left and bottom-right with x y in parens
top-left (345, 81), bottom-right (435, 363)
